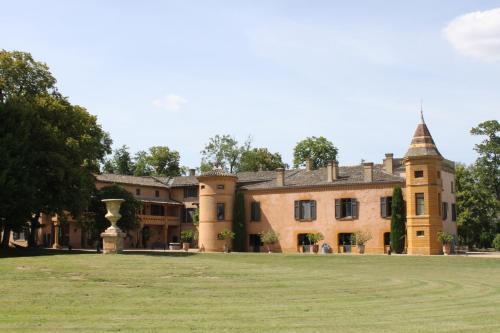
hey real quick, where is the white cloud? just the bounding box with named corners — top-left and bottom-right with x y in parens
top-left (152, 94), bottom-right (187, 111)
top-left (443, 8), bottom-right (500, 61)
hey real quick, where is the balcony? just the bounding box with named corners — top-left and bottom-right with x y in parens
top-left (139, 214), bottom-right (180, 226)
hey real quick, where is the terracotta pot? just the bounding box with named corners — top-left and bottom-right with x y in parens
top-left (182, 242), bottom-right (190, 251)
top-left (357, 244), bottom-right (365, 254)
top-left (443, 243), bottom-right (451, 255)
top-left (312, 244), bottom-right (319, 254)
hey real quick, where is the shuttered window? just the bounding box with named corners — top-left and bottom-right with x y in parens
top-left (451, 203), bottom-right (457, 221)
top-left (335, 199), bottom-right (358, 219)
top-left (251, 202), bottom-right (261, 222)
top-left (380, 197), bottom-right (392, 218)
top-left (442, 202), bottom-right (448, 220)
top-left (294, 200), bottom-right (316, 221)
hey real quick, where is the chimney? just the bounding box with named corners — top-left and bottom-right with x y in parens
top-left (189, 168), bottom-right (196, 176)
top-left (327, 160), bottom-right (339, 182)
top-left (305, 158), bottom-right (313, 171)
top-left (276, 168), bottom-right (285, 186)
top-left (332, 160), bottom-right (339, 180)
top-left (363, 162), bottom-right (374, 182)
top-left (383, 153), bottom-right (394, 174)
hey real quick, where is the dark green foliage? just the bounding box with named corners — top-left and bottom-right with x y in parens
top-left (232, 191), bottom-right (246, 252)
top-left (293, 136), bottom-right (338, 169)
top-left (103, 145), bottom-right (135, 175)
top-left (78, 185), bottom-right (141, 245)
top-left (200, 134), bottom-right (251, 173)
top-left (390, 186), bottom-right (405, 254)
top-left (239, 148), bottom-right (284, 172)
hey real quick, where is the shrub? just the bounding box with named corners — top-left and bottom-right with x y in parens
top-left (260, 230), bottom-right (279, 245)
top-left (306, 232), bottom-right (324, 245)
top-left (493, 234), bottom-right (500, 251)
top-left (437, 231), bottom-right (454, 245)
top-left (353, 231), bottom-right (372, 246)
top-left (217, 229), bottom-right (235, 241)
top-left (180, 229), bottom-right (194, 243)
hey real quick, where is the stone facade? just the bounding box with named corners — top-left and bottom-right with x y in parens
top-left (32, 117), bottom-right (456, 255)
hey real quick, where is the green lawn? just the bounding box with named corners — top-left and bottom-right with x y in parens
top-left (0, 251), bottom-right (499, 333)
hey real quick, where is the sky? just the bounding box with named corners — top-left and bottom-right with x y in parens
top-left (1, 1), bottom-right (499, 169)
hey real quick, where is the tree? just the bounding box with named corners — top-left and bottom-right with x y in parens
top-left (0, 50), bottom-right (57, 102)
top-left (455, 163), bottom-right (498, 248)
top-left (232, 191), bottom-right (246, 252)
top-left (293, 136), bottom-right (338, 169)
top-left (133, 150), bottom-right (153, 176)
top-left (201, 134), bottom-right (251, 173)
top-left (239, 148), bottom-right (284, 172)
top-left (102, 145), bottom-right (135, 175)
top-left (390, 186), bottom-right (405, 254)
top-left (78, 185), bottom-right (141, 246)
top-left (0, 50), bottom-right (112, 248)
top-left (470, 120), bottom-right (499, 200)
top-left (146, 146), bottom-right (182, 177)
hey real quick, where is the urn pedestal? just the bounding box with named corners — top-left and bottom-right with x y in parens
top-left (100, 199), bottom-right (125, 254)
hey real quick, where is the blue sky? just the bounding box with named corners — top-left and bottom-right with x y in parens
top-left (2, 1), bottom-right (499, 169)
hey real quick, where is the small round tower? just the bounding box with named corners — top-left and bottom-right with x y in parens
top-left (404, 112), bottom-right (444, 255)
top-left (197, 168), bottom-right (237, 252)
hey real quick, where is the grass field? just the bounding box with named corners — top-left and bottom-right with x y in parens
top-left (0, 251), bottom-right (499, 333)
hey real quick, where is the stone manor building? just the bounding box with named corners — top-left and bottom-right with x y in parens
top-left (30, 115), bottom-right (457, 255)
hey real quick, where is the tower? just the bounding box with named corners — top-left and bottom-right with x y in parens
top-left (404, 113), bottom-right (444, 255)
top-left (197, 168), bottom-right (237, 252)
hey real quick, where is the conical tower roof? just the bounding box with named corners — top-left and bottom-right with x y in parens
top-left (405, 112), bottom-right (441, 158)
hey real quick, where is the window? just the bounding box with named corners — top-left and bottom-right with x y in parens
top-left (136, 188), bottom-right (141, 195)
top-left (200, 185), bottom-right (205, 189)
top-left (150, 204), bottom-right (165, 216)
top-left (184, 187), bottom-right (198, 198)
top-left (250, 202), bottom-right (261, 222)
top-left (451, 181), bottom-right (454, 193)
top-left (249, 234), bottom-right (263, 252)
top-left (217, 203), bottom-right (225, 221)
top-left (298, 233), bottom-right (312, 246)
top-left (414, 170), bottom-right (424, 178)
top-left (184, 208), bottom-right (195, 223)
top-left (442, 202), bottom-right (448, 220)
top-left (217, 184), bottom-right (225, 190)
top-left (380, 197), bottom-right (392, 218)
top-left (335, 199), bottom-right (358, 219)
top-left (13, 231), bottom-right (25, 241)
top-left (294, 200), bottom-right (316, 221)
top-left (338, 233), bottom-right (354, 245)
top-left (155, 190), bottom-right (160, 197)
top-left (383, 232), bottom-right (391, 246)
top-left (416, 230), bottom-right (425, 237)
top-left (415, 193), bottom-right (424, 216)
top-left (451, 203), bottom-right (457, 221)
top-left (437, 171), bottom-right (441, 179)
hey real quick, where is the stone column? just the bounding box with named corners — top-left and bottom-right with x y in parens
top-left (101, 199), bottom-right (126, 254)
top-left (52, 221), bottom-right (62, 249)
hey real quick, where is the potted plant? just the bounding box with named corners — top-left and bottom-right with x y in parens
top-left (354, 231), bottom-right (372, 254)
top-left (438, 231), bottom-right (454, 255)
top-left (260, 230), bottom-right (279, 253)
top-left (217, 229), bottom-right (235, 253)
top-left (306, 233), bottom-right (324, 254)
top-left (180, 229), bottom-right (194, 251)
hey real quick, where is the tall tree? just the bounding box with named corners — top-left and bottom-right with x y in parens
top-left (232, 191), bottom-right (246, 252)
top-left (239, 148), bottom-right (284, 172)
top-left (78, 185), bottom-right (141, 246)
top-left (102, 145), bottom-right (135, 175)
top-left (133, 150), bottom-right (153, 176)
top-left (390, 186), bottom-right (405, 254)
top-left (146, 146), bottom-right (182, 177)
top-left (293, 136), bottom-right (338, 169)
top-left (0, 50), bottom-right (112, 248)
top-left (470, 120), bottom-right (500, 200)
top-left (200, 134), bottom-right (251, 173)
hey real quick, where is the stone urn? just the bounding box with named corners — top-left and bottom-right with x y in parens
top-left (100, 199), bottom-right (126, 254)
top-left (442, 243), bottom-right (452, 256)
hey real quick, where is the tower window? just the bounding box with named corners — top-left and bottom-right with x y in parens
top-left (442, 202), bottom-right (448, 220)
top-left (155, 190), bottom-right (160, 197)
top-left (217, 185), bottom-right (225, 190)
top-left (415, 193), bottom-right (424, 215)
top-left (136, 188), bottom-right (141, 195)
top-left (416, 230), bottom-right (425, 237)
top-left (414, 170), bottom-right (424, 178)
top-left (217, 203), bottom-right (225, 221)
